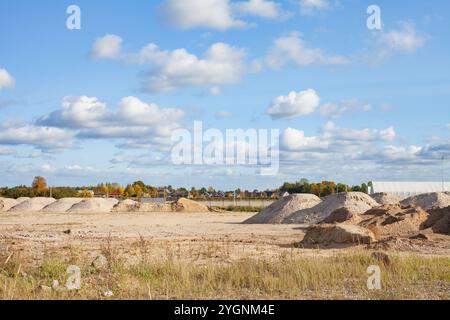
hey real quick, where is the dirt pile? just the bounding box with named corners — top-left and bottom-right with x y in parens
top-left (9, 197), bottom-right (56, 213)
top-left (112, 200), bottom-right (172, 213)
top-left (284, 192), bottom-right (380, 224)
top-left (359, 205), bottom-right (429, 238)
top-left (41, 198), bottom-right (83, 213)
top-left (0, 198), bottom-right (19, 212)
top-left (171, 198), bottom-right (210, 213)
top-left (244, 194), bottom-right (322, 224)
top-left (400, 192), bottom-right (450, 210)
top-left (421, 206), bottom-right (450, 235)
top-left (301, 224), bottom-right (376, 246)
top-left (320, 208), bottom-right (362, 224)
top-left (371, 193), bottom-right (402, 205)
top-left (67, 198), bottom-right (118, 213)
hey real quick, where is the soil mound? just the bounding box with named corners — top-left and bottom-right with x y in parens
top-left (244, 194), bottom-right (321, 224)
top-left (301, 224), bottom-right (376, 246)
top-left (421, 206), bottom-right (450, 235)
top-left (171, 198), bottom-right (210, 213)
top-left (9, 197), bottom-right (56, 212)
top-left (41, 198), bottom-right (83, 213)
top-left (67, 198), bottom-right (118, 213)
top-left (284, 192), bottom-right (380, 224)
top-left (400, 192), bottom-right (450, 210)
top-left (359, 205), bottom-right (429, 238)
top-left (0, 198), bottom-right (19, 212)
top-left (371, 193), bottom-right (402, 205)
top-left (320, 207), bottom-right (362, 224)
top-left (112, 199), bottom-right (172, 213)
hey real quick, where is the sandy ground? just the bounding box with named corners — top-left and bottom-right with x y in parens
top-left (1, 211), bottom-right (449, 267)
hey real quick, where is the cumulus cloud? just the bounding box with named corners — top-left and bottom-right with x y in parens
top-left (91, 34), bottom-right (123, 59)
top-left (320, 99), bottom-right (372, 118)
top-left (133, 42), bottom-right (247, 92)
top-left (233, 0), bottom-right (288, 20)
top-left (267, 89), bottom-right (320, 120)
top-left (38, 96), bottom-right (184, 150)
top-left (299, 0), bottom-right (330, 15)
top-left (0, 68), bottom-right (15, 91)
top-left (0, 123), bottom-right (74, 151)
top-left (0, 146), bottom-right (15, 156)
top-left (372, 22), bottom-right (426, 61)
top-left (266, 31), bottom-right (349, 69)
top-left (216, 111), bottom-right (233, 118)
top-left (160, 0), bottom-right (247, 30)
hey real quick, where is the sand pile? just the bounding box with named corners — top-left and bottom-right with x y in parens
top-left (0, 198), bottom-right (19, 212)
top-left (9, 197), bottom-right (56, 213)
top-left (112, 200), bottom-right (173, 213)
top-left (171, 198), bottom-right (210, 213)
top-left (421, 206), bottom-right (450, 235)
top-left (301, 224), bottom-right (376, 246)
top-left (67, 198), bottom-right (118, 213)
top-left (359, 205), bottom-right (429, 238)
top-left (400, 192), bottom-right (450, 210)
top-left (320, 208), bottom-right (362, 224)
top-left (244, 194), bottom-right (322, 224)
top-left (41, 198), bottom-right (83, 213)
top-left (371, 193), bottom-right (402, 205)
top-left (284, 192), bottom-right (380, 224)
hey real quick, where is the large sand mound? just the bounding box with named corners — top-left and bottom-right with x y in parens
top-left (284, 192), bottom-right (380, 224)
top-left (301, 224), bottom-right (376, 246)
top-left (421, 206), bottom-right (450, 235)
top-left (171, 198), bottom-right (210, 213)
top-left (400, 192), bottom-right (450, 210)
top-left (9, 197), bottom-right (56, 213)
top-left (67, 198), bottom-right (118, 213)
top-left (112, 199), bottom-right (172, 213)
top-left (371, 193), bottom-right (402, 205)
top-left (244, 194), bottom-right (322, 224)
top-left (359, 205), bottom-right (429, 238)
top-left (0, 198), bottom-right (19, 212)
top-left (41, 198), bottom-right (83, 213)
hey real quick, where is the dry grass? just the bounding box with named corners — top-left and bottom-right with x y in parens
top-left (1, 240), bottom-right (448, 300)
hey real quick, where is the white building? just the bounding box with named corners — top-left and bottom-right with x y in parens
top-left (370, 181), bottom-right (450, 197)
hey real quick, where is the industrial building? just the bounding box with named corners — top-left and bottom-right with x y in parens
top-left (369, 181), bottom-right (450, 197)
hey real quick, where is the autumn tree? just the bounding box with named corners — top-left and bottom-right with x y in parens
top-left (32, 176), bottom-right (47, 194)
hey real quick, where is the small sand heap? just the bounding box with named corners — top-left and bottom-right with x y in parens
top-left (371, 193), bottom-right (402, 205)
top-left (111, 199), bottom-right (139, 212)
top-left (9, 197), bottom-right (56, 213)
top-left (67, 198), bottom-right (118, 213)
top-left (244, 194), bottom-right (322, 224)
top-left (41, 198), bottom-right (83, 213)
top-left (359, 205), bottom-right (429, 238)
top-left (320, 207), bottom-right (362, 224)
top-left (0, 198), bottom-right (19, 212)
top-left (421, 206), bottom-right (450, 235)
top-left (400, 192), bottom-right (450, 210)
top-left (171, 198), bottom-right (210, 213)
top-left (301, 224), bottom-right (376, 246)
top-left (284, 192), bottom-right (380, 224)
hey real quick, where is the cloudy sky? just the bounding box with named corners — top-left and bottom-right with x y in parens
top-left (0, 0), bottom-right (449, 189)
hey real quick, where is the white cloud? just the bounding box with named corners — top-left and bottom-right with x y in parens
top-left (267, 89), bottom-right (320, 120)
top-left (40, 164), bottom-right (56, 173)
top-left (299, 0), bottom-right (330, 15)
top-left (373, 22), bottom-right (426, 61)
top-left (160, 0), bottom-right (247, 30)
top-left (0, 146), bottom-right (15, 156)
top-left (447, 124), bottom-right (450, 129)
top-left (266, 31), bottom-right (349, 69)
top-left (209, 86), bottom-right (222, 96)
top-left (233, 0), bottom-right (288, 20)
top-left (91, 34), bottom-right (123, 59)
top-left (38, 96), bottom-right (184, 150)
top-left (320, 99), bottom-right (372, 118)
top-left (0, 123), bottom-right (74, 151)
top-left (0, 68), bottom-right (15, 91)
top-left (283, 128), bottom-right (328, 151)
top-left (216, 111), bottom-right (233, 118)
top-left (133, 42), bottom-right (247, 92)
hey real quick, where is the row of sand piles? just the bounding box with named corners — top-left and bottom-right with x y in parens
top-left (112, 198), bottom-right (209, 213)
top-left (0, 197), bottom-right (29, 212)
top-left (8, 197), bottom-right (56, 212)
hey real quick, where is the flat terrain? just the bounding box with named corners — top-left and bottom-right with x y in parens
top-left (0, 211), bottom-right (449, 299)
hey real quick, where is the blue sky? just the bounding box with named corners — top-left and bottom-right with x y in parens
top-left (0, 0), bottom-right (449, 189)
